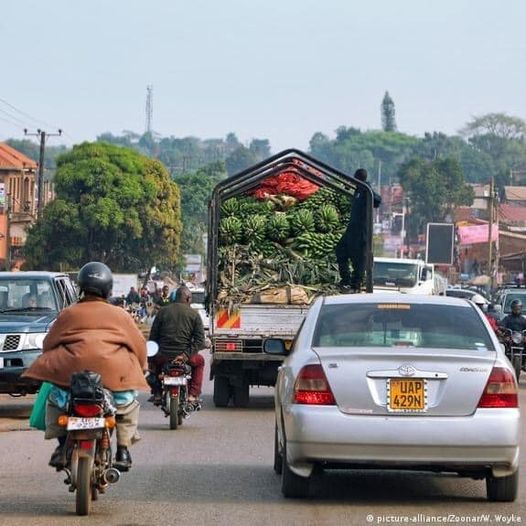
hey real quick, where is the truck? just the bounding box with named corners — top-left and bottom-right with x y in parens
top-left (373, 257), bottom-right (447, 295)
top-left (207, 149), bottom-right (374, 407)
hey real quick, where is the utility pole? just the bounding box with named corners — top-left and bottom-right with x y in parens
top-left (487, 177), bottom-right (495, 288)
top-left (24, 128), bottom-right (62, 218)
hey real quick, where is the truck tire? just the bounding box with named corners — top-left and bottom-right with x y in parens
top-left (213, 376), bottom-right (231, 407)
top-left (233, 380), bottom-right (249, 408)
top-left (486, 470), bottom-right (518, 502)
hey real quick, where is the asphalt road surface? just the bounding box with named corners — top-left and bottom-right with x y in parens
top-left (1, 356), bottom-right (525, 526)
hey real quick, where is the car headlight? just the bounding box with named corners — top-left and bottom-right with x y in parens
top-left (511, 332), bottom-right (523, 345)
top-left (21, 333), bottom-right (47, 350)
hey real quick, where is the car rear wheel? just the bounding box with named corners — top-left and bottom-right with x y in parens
top-left (281, 441), bottom-right (310, 498)
top-left (273, 423), bottom-right (282, 475)
top-left (486, 470), bottom-right (518, 502)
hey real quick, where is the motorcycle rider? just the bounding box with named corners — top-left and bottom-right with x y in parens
top-left (22, 262), bottom-right (148, 471)
top-left (499, 299), bottom-right (526, 332)
top-left (471, 294), bottom-right (498, 331)
top-left (149, 285), bottom-right (205, 404)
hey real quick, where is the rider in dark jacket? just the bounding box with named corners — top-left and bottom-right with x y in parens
top-left (499, 299), bottom-right (526, 332)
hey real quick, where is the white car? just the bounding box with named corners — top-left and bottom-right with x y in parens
top-left (267, 294), bottom-right (520, 500)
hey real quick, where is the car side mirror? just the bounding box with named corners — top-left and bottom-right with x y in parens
top-left (264, 338), bottom-right (287, 355)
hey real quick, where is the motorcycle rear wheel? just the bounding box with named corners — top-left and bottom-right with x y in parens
top-left (169, 391), bottom-right (180, 430)
top-left (76, 456), bottom-right (92, 516)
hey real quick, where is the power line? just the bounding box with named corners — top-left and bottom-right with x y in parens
top-left (0, 107), bottom-right (27, 127)
top-left (0, 96), bottom-right (61, 132)
top-left (0, 114), bottom-right (25, 130)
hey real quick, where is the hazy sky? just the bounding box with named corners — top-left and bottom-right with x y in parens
top-left (1, 0), bottom-right (525, 152)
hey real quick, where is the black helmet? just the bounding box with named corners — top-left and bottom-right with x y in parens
top-left (77, 262), bottom-right (113, 299)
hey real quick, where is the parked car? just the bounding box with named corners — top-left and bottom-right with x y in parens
top-left (267, 293), bottom-right (519, 501)
top-left (0, 272), bottom-right (78, 395)
top-left (445, 287), bottom-right (490, 305)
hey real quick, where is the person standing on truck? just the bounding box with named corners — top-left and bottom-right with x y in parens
top-left (335, 168), bottom-right (382, 293)
top-left (148, 285), bottom-right (205, 404)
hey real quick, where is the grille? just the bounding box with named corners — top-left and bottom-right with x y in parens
top-left (3, 335), bottom-right (21, 351)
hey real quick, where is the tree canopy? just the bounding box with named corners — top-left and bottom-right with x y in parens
top-left (24, 142), bottom-right (182, 272)
top-left (175, 161), bottom-right (227, 255)
top-left (381, 91), bottom-right (397, 132)
top-left (398, 157), bottom-right (474, 238)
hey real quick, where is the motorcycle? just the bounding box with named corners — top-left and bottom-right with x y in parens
top-left (55, 371), bottom-right (121, 516)
top-left (146, 341), bottom-right (201, 430)
top-left (499, 328), bottom-right (526, 380)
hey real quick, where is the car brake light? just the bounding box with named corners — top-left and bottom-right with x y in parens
top-left (294, 364), bottom-right (335, 405)
top-left (478, 367), bottom-right (518, 408)
top-left (74, 403), bottom-right (103, 417)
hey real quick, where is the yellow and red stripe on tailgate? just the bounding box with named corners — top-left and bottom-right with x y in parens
top-left (216, 309), bottom-right (241, 329)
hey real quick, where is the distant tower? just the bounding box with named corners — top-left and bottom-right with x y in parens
top-left (145, 85), bottom-right (153, 134)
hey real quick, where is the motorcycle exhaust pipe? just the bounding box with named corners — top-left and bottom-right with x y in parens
top-left (103, 468), bottom-right (121, 484)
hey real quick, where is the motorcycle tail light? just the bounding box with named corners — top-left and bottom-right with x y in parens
top-left (478, 367), bottom-right (518, 408)
top-left (169, 369), bottom-right (184, 377)
top-left (74, 403), bottom-right (103, 417)
top-left (293, 364), bottom-right (336, 405)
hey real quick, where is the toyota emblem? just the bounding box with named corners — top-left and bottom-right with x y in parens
top-left (398, 364), bottom-right (416, 376)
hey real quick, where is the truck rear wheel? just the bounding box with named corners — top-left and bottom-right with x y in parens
top-left (233, 380), bottom-right (250, 408)
top-left (213, 376), bottom-right (231, 407)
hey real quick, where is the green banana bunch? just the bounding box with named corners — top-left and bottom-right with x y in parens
top-left (290, 209), bottom-right (315, 235)
top-left (315, 205), bottom-right (340, 233)
top-left (219, 216), bottom-right (242, 244)
top-left (267, 213), bottom-right (290, 242)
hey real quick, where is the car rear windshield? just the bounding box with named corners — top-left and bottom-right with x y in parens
top-left (313, 303), bottom-right (495, 351)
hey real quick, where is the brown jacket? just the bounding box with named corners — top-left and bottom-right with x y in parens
top-left (22, 297), bottom-right (148, 391)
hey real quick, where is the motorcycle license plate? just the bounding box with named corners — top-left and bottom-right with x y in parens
top-left (387, 378), bottom-right (427, 412)
top-left (163, 376), bottom-right (187, 386)
top-left (67, 417), bottom-right (106, 431)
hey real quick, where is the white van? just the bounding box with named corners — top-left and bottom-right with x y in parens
top-left (373, 257), bottom-right (446, 295)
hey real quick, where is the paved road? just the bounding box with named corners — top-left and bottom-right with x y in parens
top-left (1, 358), bottom-right (525, 526)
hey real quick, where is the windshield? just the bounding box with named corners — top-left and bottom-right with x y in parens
top-left (191, 292), bottom-right (205, 304)
top-left (503, 293), bottom-right (526, 313)
top-left (313, 303), bottom-right (495, 351)
top-left (373, 262), bottom-right (419, 288)
top-left (0, 279), bottom-right (57, 311)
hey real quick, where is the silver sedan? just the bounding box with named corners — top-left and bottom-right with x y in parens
top-left (266, 294), bottom-right (520, 501)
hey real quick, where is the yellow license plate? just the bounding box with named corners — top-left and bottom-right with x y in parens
top-left (388, 378), bottom-right (426, 412)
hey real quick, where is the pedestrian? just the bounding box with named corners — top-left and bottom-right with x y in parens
top-left (335, 168), bottom-right (381, 293)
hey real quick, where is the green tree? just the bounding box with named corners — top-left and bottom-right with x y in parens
top-left (461, 113), bottom-right (526, 187)
top-left (381, 91), bottom-right (397, 132)
top-left (225, 146), bottom-right (257, 176)
top-left (175, 161), bottom-right (227, 255)
top-left (24, 142), bottom-right (182, 272)
top-left (398, 157), bottom-right (474, 238)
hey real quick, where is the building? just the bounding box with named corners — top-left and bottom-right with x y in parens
top-left (504, 186), bottom-right (526, 206)
top-left (0, 143), bottom-right (38, 268)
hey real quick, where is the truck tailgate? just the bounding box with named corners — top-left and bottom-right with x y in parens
top-left (212, 305), bottom-right (308, 337)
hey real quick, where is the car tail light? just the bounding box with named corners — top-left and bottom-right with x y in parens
top-left (478, 367), bottom-right (518, 408)
top-left (74, 403), bottom-right (103, 417)
top-left (293, 364), bottom-right (335, 405)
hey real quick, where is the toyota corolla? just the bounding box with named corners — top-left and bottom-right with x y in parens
top-left (266, 294), bottom-right (520, 501)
